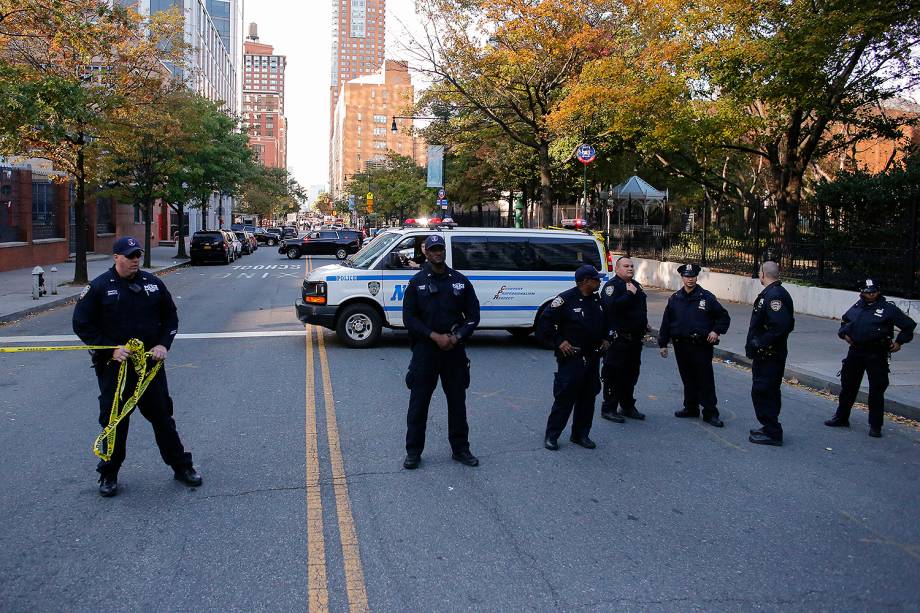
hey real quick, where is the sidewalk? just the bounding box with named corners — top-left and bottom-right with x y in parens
top-left (645, 288), bottom-right (920, 420)
top-left (0, 242), bottom-right (190, 324)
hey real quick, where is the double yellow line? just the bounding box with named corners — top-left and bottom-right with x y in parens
top-left (304, 251), bottom-right (369, 612)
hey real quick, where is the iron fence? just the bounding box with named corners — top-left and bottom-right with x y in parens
top-left (608, 200), bottom-right (920, 298)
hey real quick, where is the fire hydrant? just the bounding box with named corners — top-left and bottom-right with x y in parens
top-left (31, 266), bottom-right (47, 300)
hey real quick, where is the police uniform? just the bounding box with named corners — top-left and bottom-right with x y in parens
top-left (72, 237), bottom-right (196, 494)
top-left (826, 279), bottom-right (915, 436)
top-left (745, 279), bottom-right (795, 444)
top-left (402, 234), bottom-right (480, 466)
top-left (600, 272), bottom-right (648, 421)
top-left (538, 266), bottom-right (608, 448)
top-left (658, 264), bottom-right (731, 425)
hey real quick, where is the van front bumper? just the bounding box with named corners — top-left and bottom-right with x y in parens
top-left (295, 300), bottom-right (336, 328)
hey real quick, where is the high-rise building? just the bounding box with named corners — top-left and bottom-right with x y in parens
top-left (330, 61), bottom-right (427, 198)
top-left (330, 0), bottom-right (387, 117)
top-left (243, 24), bottom-right (288, 169)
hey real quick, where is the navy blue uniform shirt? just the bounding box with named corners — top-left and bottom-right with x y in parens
top-left (838, 296), bottom-right (915, 347)
top-left (538, 286), bottom-right (608, 356)
top-left (601, 275), bottom-right (648, 338)
top-left (658, 285), bottom-right (731, 347)
top-left (402, 264), bottom-right (480, 343)
top-left (72, 267), bottom-right (179, 361)
top-left (746, 281), bottom-right (795, 353)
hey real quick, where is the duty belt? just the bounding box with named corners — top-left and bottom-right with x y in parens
top-left (673, 335), bottom-right (709, 346)
top-left (613, 330), bottom-right (643, 342)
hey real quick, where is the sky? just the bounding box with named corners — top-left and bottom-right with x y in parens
top-left (242, 0), bottom-right (423, 191)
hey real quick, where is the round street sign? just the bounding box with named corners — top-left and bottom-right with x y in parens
top-left (437, 188), bottom-right (446, 199)
top-left (576, 144), bottom-right (596, 165)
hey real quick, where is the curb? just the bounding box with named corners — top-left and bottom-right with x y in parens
top-left (0, 260), bottom-right (190, 325)
top-left (647, 328), bottom-right (920, 422)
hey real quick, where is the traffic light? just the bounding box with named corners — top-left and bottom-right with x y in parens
top-left (366, 192), bottom-right (374, 213)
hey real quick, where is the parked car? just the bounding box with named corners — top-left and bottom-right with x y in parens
top-left (246, 231), bottom-right (258, 251)
top-left (234, 231), bottom-right (254, 255)
top-left (190, 230), bottom-right (233, 265)
top-left (222, 229), bottom-right (241, 259)
top-left (280, 227), bottom-right (298, 240)
top-left (279, 230), bottom-right (361, 260)
top-left (339, 229), bottom-right (363, 249)
top-left (262, 228), bottom-right (282, 246)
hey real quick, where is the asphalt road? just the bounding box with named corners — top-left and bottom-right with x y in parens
top-left (1, 247), bottom-right (919, 612)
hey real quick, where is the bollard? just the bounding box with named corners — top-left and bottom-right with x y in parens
top-left (31, 266), bottom-right (44, 300)
top-left (49, 266), bottom-right (58, 295)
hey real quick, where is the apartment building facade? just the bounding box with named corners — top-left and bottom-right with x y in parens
top-left (242, 24), bottom-right (288, 169)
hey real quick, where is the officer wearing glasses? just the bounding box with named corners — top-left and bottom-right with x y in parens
top-left (73, 237), bottom-right (201, 497)
top-left (824, 278), bottom-right (915, 438)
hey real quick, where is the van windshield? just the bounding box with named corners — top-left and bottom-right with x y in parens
top-left (344, 231), bottom-right (401, 269)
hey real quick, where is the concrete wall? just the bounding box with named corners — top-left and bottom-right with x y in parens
top-left (631, 257), bottom-right (920, 319)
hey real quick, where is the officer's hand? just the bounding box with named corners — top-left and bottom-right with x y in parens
top-left (659, 347), bottom-right (668, 358)
top-left (626, 282), bottom-right (637, 294)
top-left (707, 331), bottom-right (720, 344)
top-left (558, 340), bottom-right (578, 357)
top-left (600, 340), bottom-right (611, 352)
top-left (890, 341), bottom-right (901, 353)
top-left (844, 335), bottom-right (854, 346)
top-left (149, 345), bottom-right (168, 361)
top-left (112, 346), bottom-right (131, 362)
top-left (430, 332), bottom-right (453, 351)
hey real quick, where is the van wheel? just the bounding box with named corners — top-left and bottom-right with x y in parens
top-left (336, 304), bottom-right (382, 348)
top-left (508, 328), bottom-right (533, 339)
top-left (335, 247), bottom-right (347, 260)
top-left (268, 238), bottom-right (276, 246)
top-left (286, 247), bottom-right (301, 259)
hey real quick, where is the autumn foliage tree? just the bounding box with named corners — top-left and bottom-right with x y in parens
top-left (0, 0), bottom-right (186, 282)
top-left (407, 0), bottom-right (615, 226)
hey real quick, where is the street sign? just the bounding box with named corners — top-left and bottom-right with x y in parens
top-left (348, 194), bottom-right (355, 210)
top-left (437, 198), bottom-right (448, 207)
top-left (576, 144), bottom-right (596, 165)
top-left (437, 188), bottom-right (446, 199)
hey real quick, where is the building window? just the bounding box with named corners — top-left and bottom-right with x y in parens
top-left (373, 141), bottom-right (386, 149)
top-left (373, 114), bottom-right (386, 123)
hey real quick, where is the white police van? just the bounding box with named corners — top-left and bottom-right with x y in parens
top-left (295, 226), bottom-right (611, 347)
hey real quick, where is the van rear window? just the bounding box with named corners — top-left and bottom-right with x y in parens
top-left (451, 236), bottom-right (600, 271)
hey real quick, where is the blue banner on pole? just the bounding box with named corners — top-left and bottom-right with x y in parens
top-left (426, 145), bottom-right (444, 188)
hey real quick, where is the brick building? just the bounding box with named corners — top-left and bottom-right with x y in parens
top-left (242, 24), bottom-right (288, 169)
top-left (330, 60), bottom-right (427, 197)
top-left (0, 162), bottom-right (153, 272)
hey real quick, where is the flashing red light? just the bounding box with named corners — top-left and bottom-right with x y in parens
top-left (429, 217), bottom-right (442, 225)
top-left (404, 218), bottom-right (417, 225)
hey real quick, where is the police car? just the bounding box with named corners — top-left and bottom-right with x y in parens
top-left (295, 225), bottom-right (611, 347)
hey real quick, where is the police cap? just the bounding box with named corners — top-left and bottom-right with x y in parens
top-left (113, 236), bottom-right (143, 257)
top-left (423, 234), bottom-right (446, 250)
top-left (677, 263), bottom-right (701, 277)
top-left (574, 264), bottom-right (601, 282)
top-left (858, 278), bottom-right (880, 294)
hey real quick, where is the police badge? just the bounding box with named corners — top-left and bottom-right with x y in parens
top-left (770, 300), bottom-right (782, 312)
top-left (604, 286), bottom-right (614, 296)
top-left (551, 296), bottom-right (564, 308)
top-left (368, 281), bottom-right (381, 297)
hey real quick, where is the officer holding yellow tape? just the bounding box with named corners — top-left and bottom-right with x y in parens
top-left (72, 236), bottom-right (201, 497)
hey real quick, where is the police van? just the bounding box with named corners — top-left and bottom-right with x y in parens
top-left (295, 226), bottom-right (611, 347)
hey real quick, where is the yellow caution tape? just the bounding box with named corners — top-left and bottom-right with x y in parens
top-left (0, 338), bottom-right (161, 460)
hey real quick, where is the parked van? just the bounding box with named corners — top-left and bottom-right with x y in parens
top-left (295, 226), bottom-right (611, 347)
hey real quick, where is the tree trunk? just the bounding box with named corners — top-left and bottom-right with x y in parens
top-left (537, 142), bottom-right (553, 227)
top-left (143, 198), bottom-right (153, 269)
top-left (174, 203), bottom-right (187, 259)
top-left (73, 147), bottom-right (88, 285)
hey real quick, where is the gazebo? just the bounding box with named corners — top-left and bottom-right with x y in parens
top-left (609, 175), bottom-right (668, 227)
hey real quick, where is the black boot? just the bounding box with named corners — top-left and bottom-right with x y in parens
top-left (451, 450), bottom-right (479, 466)
top-left (824, 416), bottom-right (850, 428)
top-left (98, 475), bottom-right (118, 497)
top-left (620, 407), bottom-right (646, 420)
top-left (174, 466), bottom-right (203, 487)
top-left (600, 410), bottom-right (625, 423)
top-left (544, 437), bottom-right (559, 451)
top-left (674, 409), bottom-right (699, 418)
top-left (403, 453), bottom-right (421, 469)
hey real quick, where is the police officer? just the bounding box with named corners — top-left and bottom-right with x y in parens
top-left (658, 263), bottom-right (731, 427)
top-left (72, 237), bottom-right (201, 497)
top-left (402, 234), bottom-right (481, 469)
top-left (825, 278), bottom-right (915, 437)
top-left (600, 256), bottom-right (648, 423)
top-left (745, 261), bottom-right (795, 446)
top-left (539, 264), bottom-right (610, 450)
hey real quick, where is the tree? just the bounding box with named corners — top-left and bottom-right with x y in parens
top-left (406, 0), bottom-right (614, 226)
top-left (0, 0), bottom-right (185, 282)
top-left (239, 166), bottom-right (307, 222)
top-left (342, 152), bottom-right (430, 222)
top-left (103, 86), bottom-right (190, 267)
top-left (551, 0), bottom-right (920, 248)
